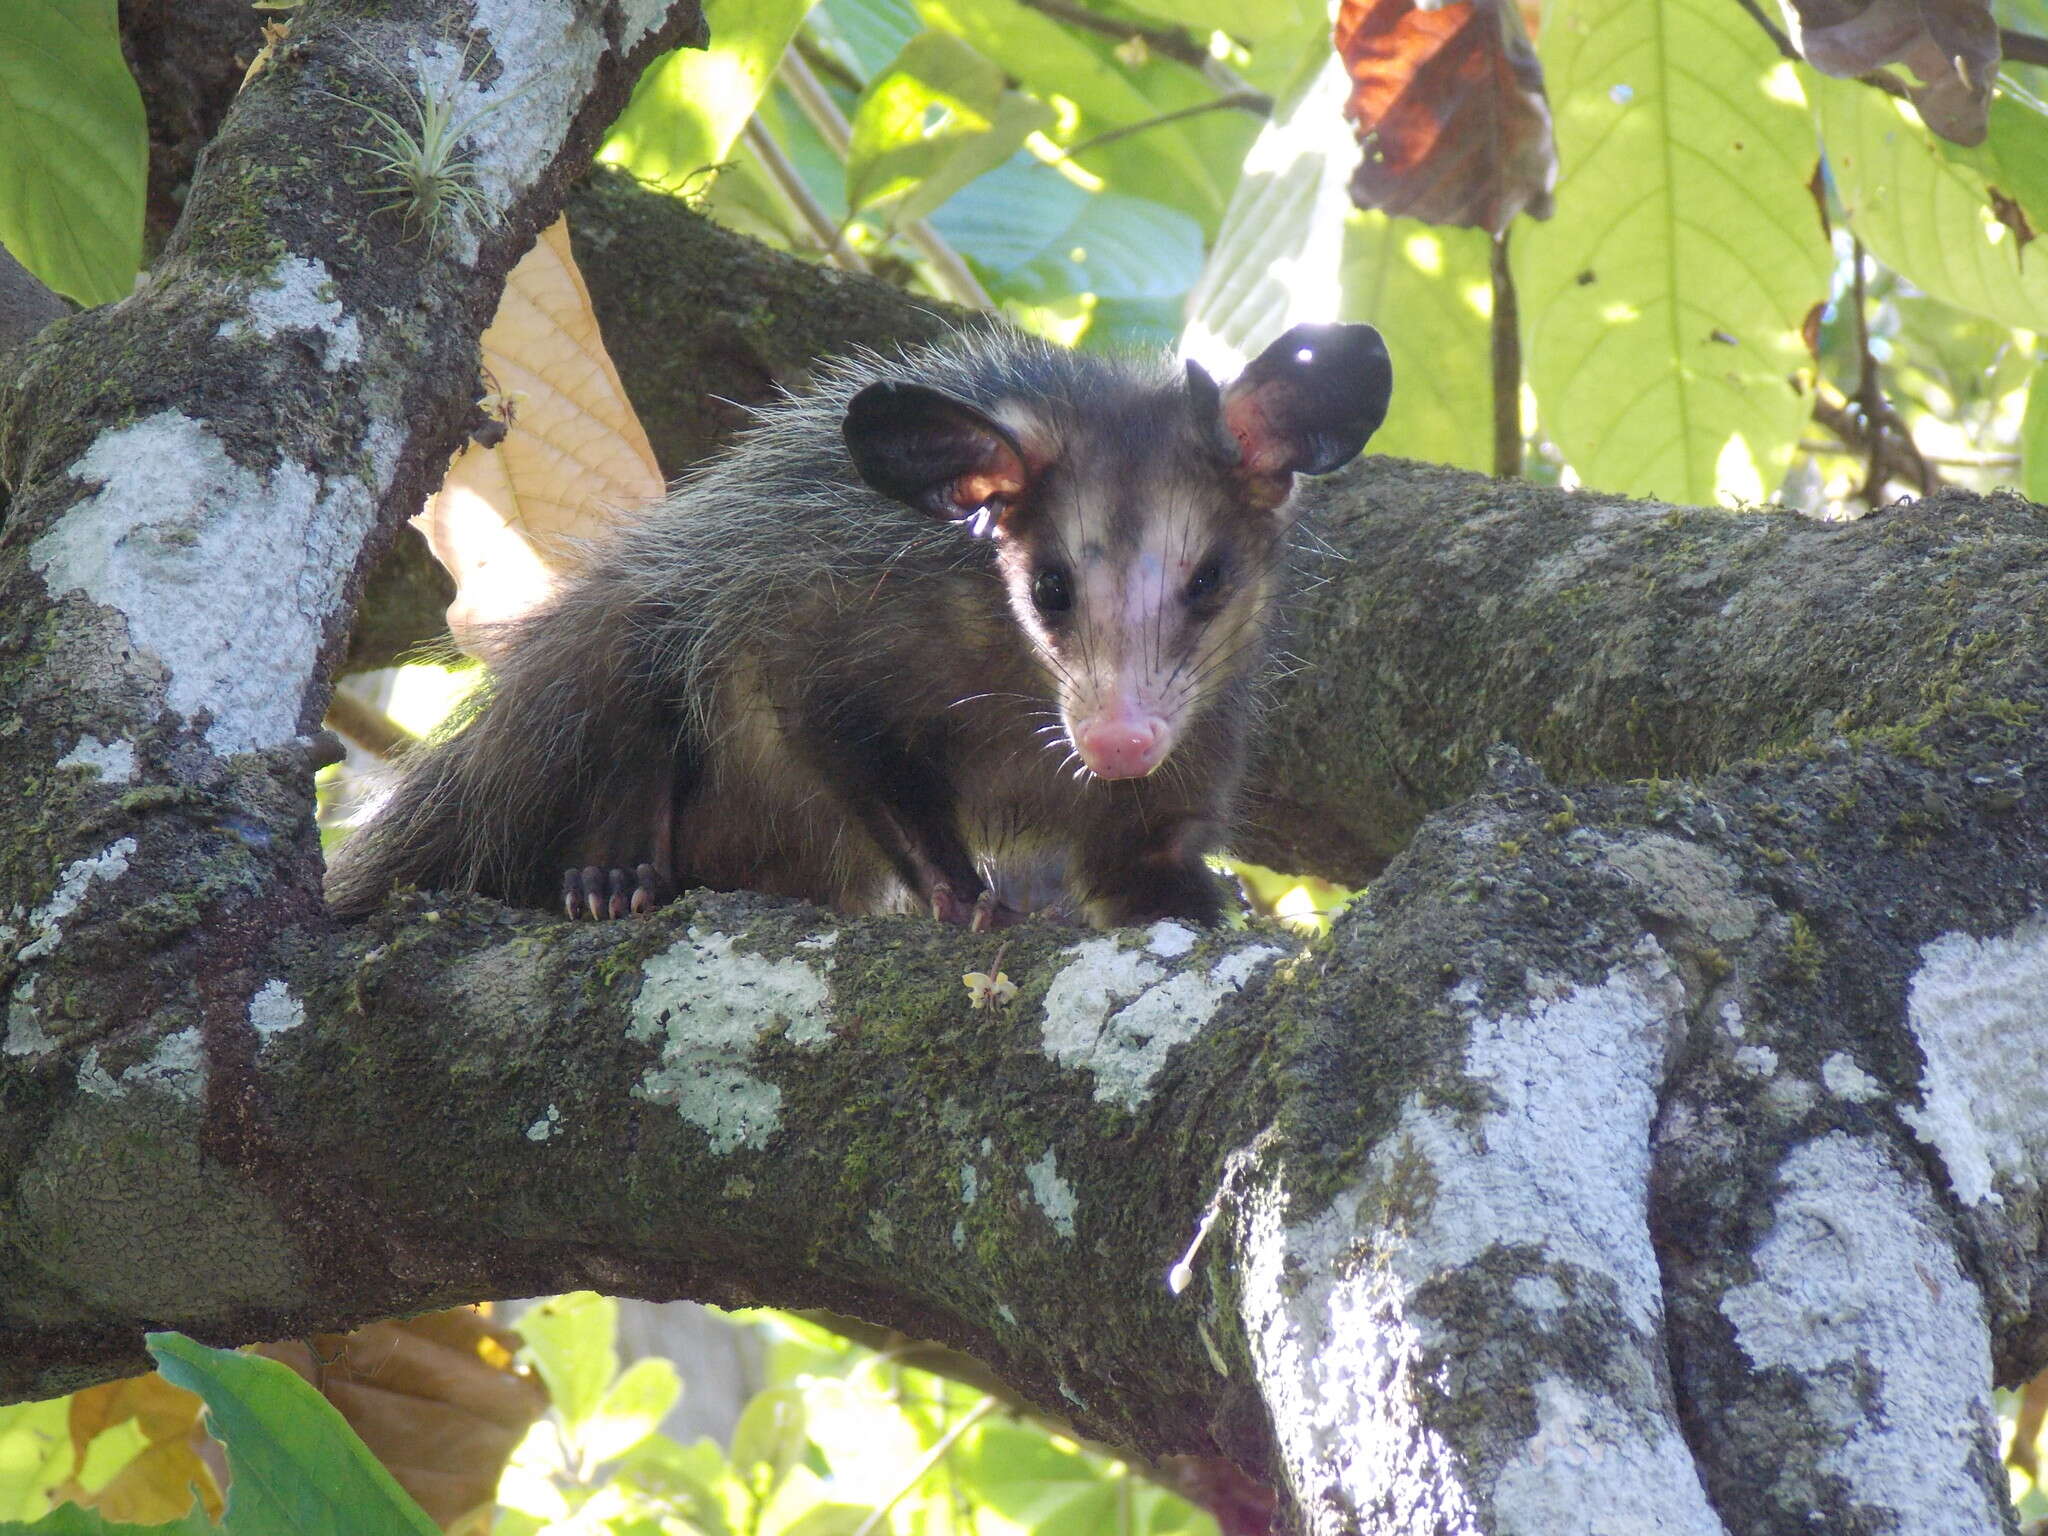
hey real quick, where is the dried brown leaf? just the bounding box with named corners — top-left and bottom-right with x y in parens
top-left (417, 215), bottom-right (666, 655)
top-left (1781, 0), bottom-right (1999, 144)
top-left (253, 1308), bottom-right (549, 1532)
top-left (59, 1374), bottom-right (221, 1525)
top-left (1336, 0), bottom-right (1557, 234)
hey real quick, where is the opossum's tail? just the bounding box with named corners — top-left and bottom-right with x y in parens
top-left (325, 582), bottom-right (695, 918)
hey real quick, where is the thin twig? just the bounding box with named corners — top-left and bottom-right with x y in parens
top-left (1851, 237), bottom-right (1882, 500)
top-left (849, 1397), bottom-right (999, 1536)
top-left (1059, 91), bottom-right (1272, 159)
top-left (1490, 230), bottom-right (1522, 479)
top-left (1013, 0), bottom-right (1271, 105)
top-left (1730, 0), bottom-right (1798, 61)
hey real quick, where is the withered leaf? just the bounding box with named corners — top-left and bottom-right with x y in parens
top-left (1780, 0), bottom-right (1998, 145)
top-left (1336, 0), bottom-right (1557, 235)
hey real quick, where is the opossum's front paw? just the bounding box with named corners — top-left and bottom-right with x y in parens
top-left (928, 883), bottom-right (1023, 932)
top-left (563, 863), bottom-right (673, 920)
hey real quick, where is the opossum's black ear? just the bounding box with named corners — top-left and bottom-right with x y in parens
top-left (843, 381), bottom-right (1031, 527)
top-left (1222, 323), bottom-right (1393, 484)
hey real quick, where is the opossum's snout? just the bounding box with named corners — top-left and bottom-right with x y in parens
top-left (1074, 708), bottom-right (1171, 779)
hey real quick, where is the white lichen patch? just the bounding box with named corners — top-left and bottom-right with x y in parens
top-left (57, 736), bottom-right (136, 782)
top-left (4, 982), bottom-right (53, 1058)
top-left (1822, 1053), bottom-right (1884, 1103)
top-left (960, 1163), bottom-right (980, 1204)
top-left (627, 928), bottom-right (832, 1155)
top-left (1899, 915), bottom-right (2048, 1207)
top-left (1406, 940), bottom-right (1686, 1333)
top-left (1024, 1149), bottom-right (1077, 1239)
top-left (219, 255), bottom-right (361, 371)
top-left (526, 1105), bottom-right (561, 1141)
top-left (247, 980), bottom-right (305, 1043)
top-left (1493, 1377), bottom-right (1727, 1536)
top-left (1040, 934), bottom-right (1283, 1111)
top-left (15, 838), bottom-right (136, 962)
top-left (76, 1028), bottom-right (206, 1102)
top-left (1722, 1133), bottom-right (2001, 1533)
top-left (1146, 921), bottom-right (1197, 958)
top-left (35, 413), bottom-right (381, 757)
top-left (1732, 1044), bottom-right (1778, 1078)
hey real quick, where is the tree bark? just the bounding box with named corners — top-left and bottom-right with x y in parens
top-left (5, 6), bottom-right (2048, 1535)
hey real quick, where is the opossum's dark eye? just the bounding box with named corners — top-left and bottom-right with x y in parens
top-left (1032, 566), bottom-right (1073, 616)
top-left (1186, 556), bottom-right (1227, 603)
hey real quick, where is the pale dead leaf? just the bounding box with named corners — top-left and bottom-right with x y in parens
top-left (418, 215), bottom-right (665, 656)
top-left (60, 1374), bottom-right (221, 1524)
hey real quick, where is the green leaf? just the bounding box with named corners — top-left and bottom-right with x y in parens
top-left (928, 156), bottom-right (1204, 305)
top-left (515, 1292), bottom-right (620, 1433)
top-left (0, 1507), bottom-right (211, 1535)
top-left (1515, 0), bottom-right (1832, 504)
top-left (1813, 73), bottom-right (2048, 331)
top-left (0, 1398), bottom-right (73, 1520)
top-left (577, 1356), bottom-right (683, 1468)
top-left (1338, 211), bottom-right (1495, 473)
top-left (844, 32), bottom-right (1052, 222)
top-left (913, 0), bottom-right (1230, 226)
top-left (961, 1422), bottom-right (1120, 1536)
top-left (147, 1332), bottom-right (438, 1535)
top-left (2024, 359), bottom-right (2048, 505)
top-left (600, 0), bottom-right (819, 192)
top-left (0, 0), bottom-right (145, 305)
top-left (729, 1387), bottom-right (808, 1497)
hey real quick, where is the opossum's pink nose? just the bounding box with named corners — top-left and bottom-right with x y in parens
top-left (1076, 715), bottom-right (1171, 779)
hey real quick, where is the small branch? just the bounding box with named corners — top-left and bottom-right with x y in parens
top-left (1809, 393), bottom-right (1938, 499)
top-left (324, 686), bottom-right (413, 759)
top-left (1059, 92), bottom-right (1271, 160)
top-left (1014, 0), bottom-right (1218, 73)
top-left (1851, 237), bottom-right (1882, 500)
top-left (1490, 231), bottom-right (1522, 479)
top-left (1730, 0), bottom-right (1798, 62)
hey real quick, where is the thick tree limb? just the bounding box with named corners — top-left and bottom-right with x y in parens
top-left (6, 6), bottom-right (2048, 1532)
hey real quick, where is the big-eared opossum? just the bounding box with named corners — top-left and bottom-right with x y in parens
top-left (326, 323), bottom-right (1391, 928)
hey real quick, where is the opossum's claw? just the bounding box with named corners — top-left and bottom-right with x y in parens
top-left (563, 863), bottom-right (672, 920)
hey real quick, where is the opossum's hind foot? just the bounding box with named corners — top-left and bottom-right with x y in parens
top-left (928, 883), bottom-right (1024, 932)
top-left (563, 863), bottom-right (674, 921)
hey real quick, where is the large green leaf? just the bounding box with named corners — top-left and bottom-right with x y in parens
top-left (0, 0), bottom-right (144, 305)
top-left (600, 0), bottom-right (818, 191)
top-left (147, 1333), bottom-right (438, 1535)
top-left (1338, 213), bottom-right (1495, 472)
top-left (1812, 73), bottom-right (2048, 332)
top-left (1515, 0), bottom-right (1832, 504)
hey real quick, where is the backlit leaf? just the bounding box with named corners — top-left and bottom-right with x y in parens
top-left (1811, 72), bottom-right (2048, 331)
top-left (1514, 0), bottom-right (1832, 503)
top-left (2024, 359), bottom-right (2048, 504)
top-left (599, 0), bottom-right (817, 192)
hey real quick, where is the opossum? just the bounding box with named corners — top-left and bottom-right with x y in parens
top-left (326, 323), bottom-right (1391, 929)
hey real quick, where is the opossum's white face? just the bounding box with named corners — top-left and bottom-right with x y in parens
top-left (996, 475), bottom-right (1277, 781)
top-left (840, 324), bottom-right (1393, 782)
